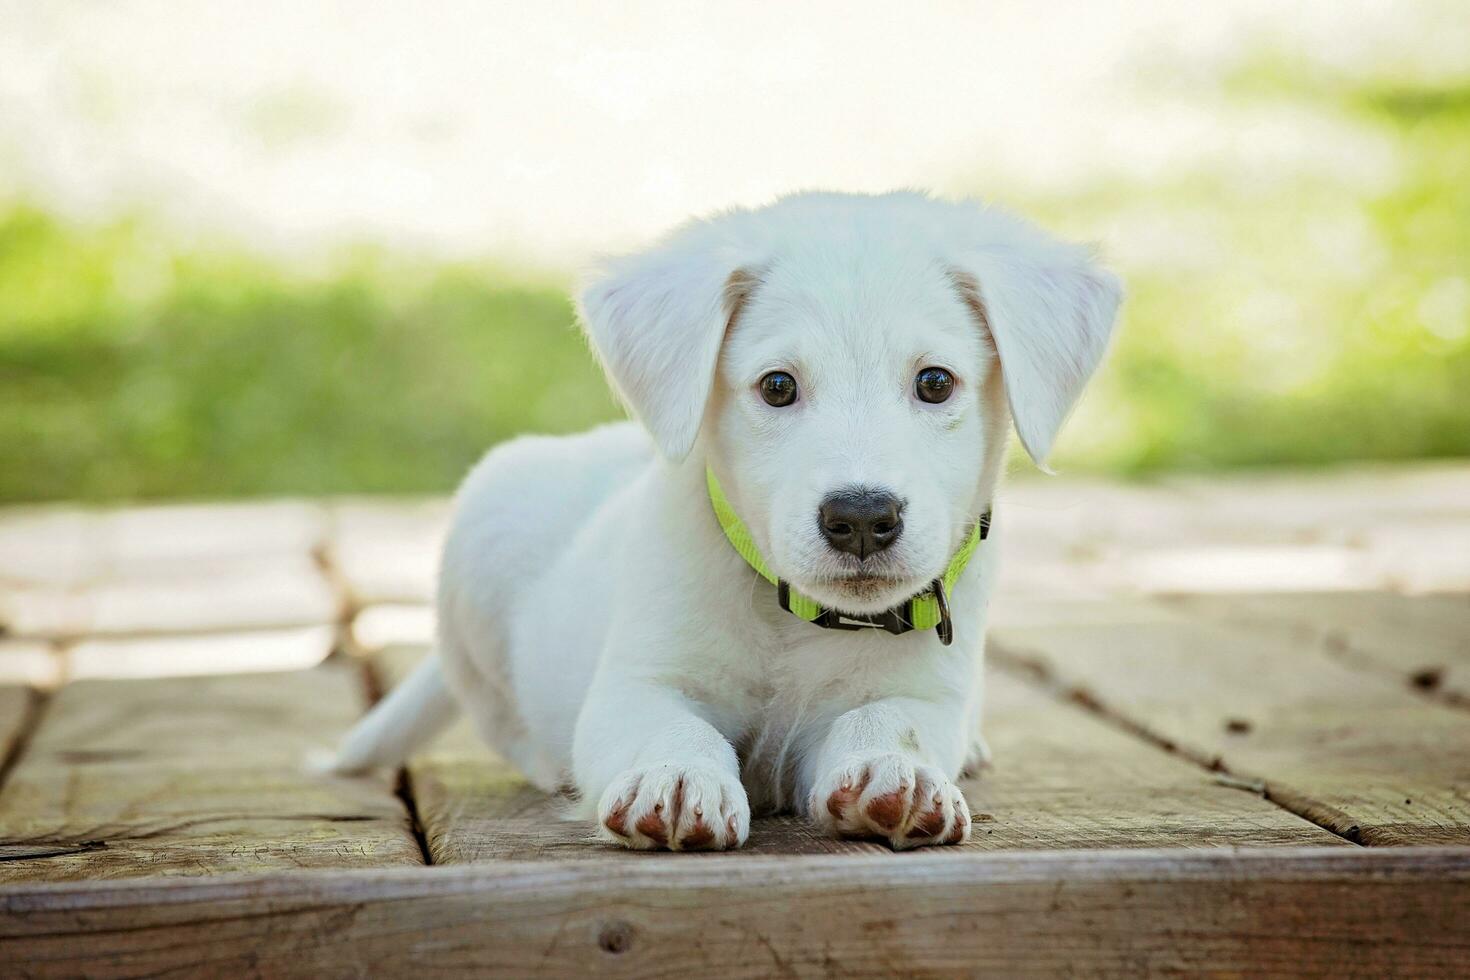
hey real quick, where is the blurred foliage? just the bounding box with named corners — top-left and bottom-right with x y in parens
top-left (1, 61), bottom-right (1467, 502)
top-left (1030, 58), bottom-right (1470, 473)
top-left (0, 211), bottom-right (617, 501)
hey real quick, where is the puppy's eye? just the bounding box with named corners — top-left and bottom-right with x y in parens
top-left (915, 367), bottom-right (955, 404)
top-left (759, 371), bottom-right (799, 407)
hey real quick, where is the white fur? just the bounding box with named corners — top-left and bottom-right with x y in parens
top-left (333, 191), bottom-right (1121, 850)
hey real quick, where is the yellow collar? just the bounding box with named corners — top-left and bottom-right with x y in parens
top-left (706, 468), bottom-right (989, 645)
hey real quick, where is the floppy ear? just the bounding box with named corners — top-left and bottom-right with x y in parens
top-left (951, 242), bottom-right (1122, 465)
top-left (577, 234), bottom-right (758, 461)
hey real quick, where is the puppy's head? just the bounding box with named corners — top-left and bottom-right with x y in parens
top-left (579, 192), bottom-right (1121, 615)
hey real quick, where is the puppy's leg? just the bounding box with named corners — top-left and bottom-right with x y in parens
top-left (801, 698), bottom-right (972, 850)
top-left (575, 680), bottom-right (750, 852)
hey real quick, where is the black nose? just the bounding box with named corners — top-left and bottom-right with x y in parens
top-left (818, 489), bottom-right (904, 559)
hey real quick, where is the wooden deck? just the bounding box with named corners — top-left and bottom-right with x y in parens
top-left (2, 465), bottom-right (1469, 976)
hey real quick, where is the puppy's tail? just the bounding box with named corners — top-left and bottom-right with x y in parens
top-left (329, 653), bottom-right (459, 774)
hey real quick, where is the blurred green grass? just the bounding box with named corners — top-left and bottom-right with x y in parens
top-left (0, 220), bottom-right (618, 501)
top-left (1, 67), bottom-right (1466, 503)
top-left (1025, 60), bottom-right (1470, 474)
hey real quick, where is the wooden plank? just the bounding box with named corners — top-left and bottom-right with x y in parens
top-left (0, 501), bottom-right (327, 588)
top-left (0, 685), bottom-right (34, 770)
top-left (329, 499), bottom-right (449, 607)
top-left (998, 464), bottom-right (1470, 598)
top-left (350, 602), bottom-right (435, 652)
top-left (991, 601), bottom-right (1470, 845)
top-left (0, 508), bottom-right (99, 587)
top-left (2, 848), bottom-right (1468, 977)
top-left (1360, 522), bottom-right (1470, 593)
top-left (66, 624), bottom-right (335, 681)
top-left (970, 669), bottom-right (1346, 850)
top-left (1161, 464), bottom-right (1470, 540)
top-left (1114, 543), bottom-right (1383, 594)
top-left (95, 500), bottom-right (327, 577)
top-left (0, 663), bottom-right (423, 881)
top-left (1166, 591), bottom-right (1470, 703)
top-left (375, 644), bottom-right (1341, 859)
top-left (0, 639), bottom-right (63, 687)
top-left (1, 553), bottom-right (341, 640)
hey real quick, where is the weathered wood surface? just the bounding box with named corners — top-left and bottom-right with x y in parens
top-left (1165, 466), bottom-right (1470, 593)
top-left (66, 624), bottom-right (335, 680)
top-left (991, 599), bottom-right (1470, 845)
top-left (0, 553), bottom-right (341, 640)
top-left (993, 463), bottom-right (1470, 597)
top-left (0, 468), bottom-right (1465, 972)
top-left (969, 664), bottom-right (1346, 850)
top-left (376, 643), bottom-right (1343, 859)
top-left (328, 499), bottom-right (449, 607)
top-left (0, 663), bottom-right (423, 881)
top-left (2, 848), bottom-right (1468, 978)
top-left (0, 501), bottom-right (338, 644)
top-left (0, 639), bottom-right (62, 687)
top-left (351, 602), bottom-right (436, 651)
top-left (1166, 591), bottom-right (1470, 703)
top-left (0, 501), bottom-right (327, 587)
top-left (0, 685), bottom-right (34, 765)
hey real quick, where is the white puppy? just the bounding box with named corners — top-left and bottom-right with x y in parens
top-left (334, 191), bottom-right (1120, 851)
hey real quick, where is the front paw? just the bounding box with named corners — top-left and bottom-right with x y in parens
top-left (810, 754), bottom-right (970, 850)
top-left (597, 763), bottom-right (750, 851)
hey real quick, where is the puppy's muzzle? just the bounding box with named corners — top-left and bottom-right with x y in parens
top-left (818, 488), bottom-right (904, 559)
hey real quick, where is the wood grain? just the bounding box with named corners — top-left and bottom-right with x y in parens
top-left (991, 601), bottom-right (1470, 845)
top-left (0, 685), bottom-right (35, 771)
top-left (968, 668), bottom-right (1345, 849)
top-left (1165, 591), bottom-right (1470, 703)
top-left (376, 644), bottom-right (1341, 860)
top-left (0, 663), bottom-right (423, 881)
top-left (2, 847), bottom-right (1467, 978)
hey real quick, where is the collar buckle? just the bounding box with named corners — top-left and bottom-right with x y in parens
top-left (778, 578), bottom-right (953, 645)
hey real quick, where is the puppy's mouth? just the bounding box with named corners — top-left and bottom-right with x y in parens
top-left (834, 572), bottom-right (903, 595)
top-left (798, 564), bottom-right (927, 614)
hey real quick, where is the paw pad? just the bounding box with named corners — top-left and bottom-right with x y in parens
top-left (864, 789), bottom-right (908, 832)
top-left (815, 756), bottom-right (969, 850)
top-left (635, 811), bottom-right (669, 846)
top-left (596, 764), bottom-right (750, 851)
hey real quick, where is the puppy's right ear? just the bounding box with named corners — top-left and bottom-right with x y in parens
top-left (578, 232), bottom-right (758, 461)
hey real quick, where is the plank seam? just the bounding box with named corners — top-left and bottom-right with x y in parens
top-left (987, 641), bottom-right (1367, 848)
top-left (316, 515), bottom-right (364, 630)
top-left (1318, 628), bottom-right (1470, 714)
top-left (1156, 593), bottom-right (1470, 715)
top-left (396, 769), bottom-right (434, 867)
top-left (311, 536), bottom-right (361, 664)
top-left (358, 651), bottom-right (434, 867)
top-left (0, 689), bottom-right (50, 797)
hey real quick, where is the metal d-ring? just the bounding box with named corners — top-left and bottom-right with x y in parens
top-left (930, 578), bottom-right (953, 646)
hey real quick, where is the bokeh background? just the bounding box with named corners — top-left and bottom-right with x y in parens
top-left (2, 0), bottom-right (1467, 504)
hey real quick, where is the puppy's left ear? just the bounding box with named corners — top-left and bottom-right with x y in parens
top-left (951, 238), bottom-right (1122, 465)
top-left (578, 234), bottom-right (759, 461)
